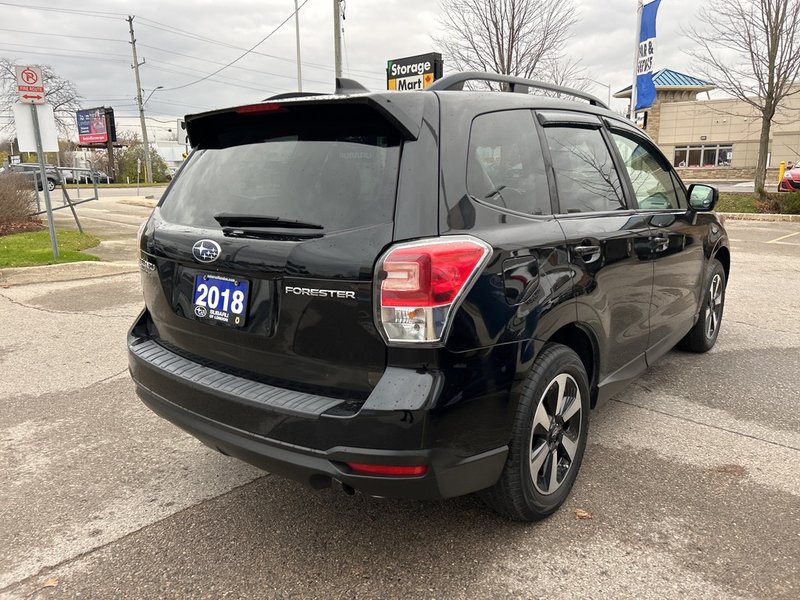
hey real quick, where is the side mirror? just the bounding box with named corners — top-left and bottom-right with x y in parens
top-left (687, 183), bottom-right (719, 211)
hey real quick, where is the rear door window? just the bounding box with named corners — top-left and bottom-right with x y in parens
top-left (542, 126), bottom-right (626, 213)
top-left (467, 110), bottom-right (551, 216)
top-left (160, 108), bottom-right (402, 232)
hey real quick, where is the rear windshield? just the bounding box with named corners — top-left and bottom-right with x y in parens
top-left (160, 107), bottom-right (402, 232)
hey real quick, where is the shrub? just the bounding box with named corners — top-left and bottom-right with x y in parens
top-left (0, 173), bottom-right (36, 225)
top-left (716, 193), bottom-right (757, 213)
top-left (779, 192), bottom-right (800, 214)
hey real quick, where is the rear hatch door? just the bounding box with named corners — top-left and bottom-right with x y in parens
top-left (140, 97), bottom-right (423, 398)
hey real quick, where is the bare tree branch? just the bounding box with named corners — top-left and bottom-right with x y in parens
top-left (685, 0), bottom-right (800, 194)
top-left (433, 0), bottom-right (580, 92)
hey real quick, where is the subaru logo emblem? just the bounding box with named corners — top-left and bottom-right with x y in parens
top-left (192, 239), bottom-right (221, 263)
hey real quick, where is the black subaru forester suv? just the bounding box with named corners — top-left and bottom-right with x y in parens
top-left (129, 72), bottom-right (729, 521)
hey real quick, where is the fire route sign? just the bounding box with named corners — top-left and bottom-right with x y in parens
top-left (15, 65), bottom-right (45, 104)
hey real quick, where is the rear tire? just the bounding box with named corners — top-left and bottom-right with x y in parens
top-left (47, 178), bottom-right (56, 192)
top-left (480, 343), bottom-right (590, 521)
top-left (678, 259), bottom-right (726, 353)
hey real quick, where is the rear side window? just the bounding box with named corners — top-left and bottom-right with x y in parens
top-left (543, 127), bottom-right (626, 213)
top-left (611, 132), bottom-right (682, 210)
top-left (467, 111), bottom-right (551, 215)
top-left (160, 107), bottom-right (402, 232)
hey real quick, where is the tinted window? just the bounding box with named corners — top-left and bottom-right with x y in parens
top-left (160, 114), bottom-right (401, 232)
top-left (467, 111), bottom-right (550, 215)
top-left (612, 132), bottom-right (680, 210)
top-left (543, 127), bottom-right (625, 213)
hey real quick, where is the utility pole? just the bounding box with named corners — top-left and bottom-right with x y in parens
top-left (127, 15), bottom-right (153, 183)
top-left (333, 0), bottom-right (342, 80)
top-left (294, 0), bottom-right (302, 91)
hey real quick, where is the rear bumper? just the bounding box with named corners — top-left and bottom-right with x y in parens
top-left (128, 311), bottom-right (508, 500)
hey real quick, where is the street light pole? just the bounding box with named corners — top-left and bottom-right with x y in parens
top-left (294, 0), bottom-right (303, 91)
top-left (143, 86), bottom-right (163, 106)
top-left (586, 79), bottom-right (612, 107)
top-left (333, 0), bottom-right (342, 80)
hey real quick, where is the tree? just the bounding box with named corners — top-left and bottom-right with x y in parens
top-left (686, 0), bottom-right (800, 195)
top-left (113, 132), bottom-right (169, 183)
top-left (434, 0), bottom-right (581, 90)
top-left (0, 58), bottom-right (82, 136)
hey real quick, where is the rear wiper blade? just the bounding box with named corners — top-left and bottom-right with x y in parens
top-left (214, 213), bottom-right (323, 230)
top-left (222, 227), bottom-right (322, 240)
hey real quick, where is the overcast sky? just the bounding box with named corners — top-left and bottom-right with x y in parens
top-left (0, 0), bottom-right (706, 138)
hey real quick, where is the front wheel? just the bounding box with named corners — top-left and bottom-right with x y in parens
top-left (480, 343), bottom-right (590, 521)
top-left (678, 259), bottom-right (726, 353)
top-left (47, 179), bottom-right (57, 192)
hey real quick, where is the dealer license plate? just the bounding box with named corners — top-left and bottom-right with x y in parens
top-left (192, 274), bottom-right (249, 327)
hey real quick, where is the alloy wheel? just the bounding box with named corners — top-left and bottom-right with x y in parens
top-left (528, 373), bottom-right (582, 495)
top-left (705, 273), bottom-right (723, 339)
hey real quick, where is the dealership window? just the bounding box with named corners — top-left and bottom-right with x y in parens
top-left (673, 145), bottom-right (733, 168)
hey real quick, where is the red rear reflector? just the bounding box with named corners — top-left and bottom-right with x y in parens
top-left (346, 463), bottom-right (428, 477)
top-left (235, 103), bottom-right (285, 114)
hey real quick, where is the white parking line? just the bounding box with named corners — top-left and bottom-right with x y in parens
top-left (766, 231), bottom-right (800, 244)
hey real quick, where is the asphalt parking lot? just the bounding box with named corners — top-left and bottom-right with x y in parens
top-left (1, 196), bottom-right (798, 599)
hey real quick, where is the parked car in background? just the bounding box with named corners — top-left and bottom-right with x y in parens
top-left (778, 163), bottom-right (800, 192)
top-left (4, 163), bottom-right (61, 192)
top-left (91, 170), bottom-right (113, 183)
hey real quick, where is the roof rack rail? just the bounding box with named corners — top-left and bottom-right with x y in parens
top-left (427, 71), bottom-right (608, 109)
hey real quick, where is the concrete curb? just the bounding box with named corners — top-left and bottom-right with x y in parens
top-left (117, 198), bottom-right (157, 209)
top-left (718, 212), bottom-right (800, 222)
top-left (0, 261), bottom-right (138, 287)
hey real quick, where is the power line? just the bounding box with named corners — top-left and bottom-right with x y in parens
top-left (146, 64), bottom-right (282, 94)
top-left (134, 15), bottom-right (385, 80)
top-left (137, 43), bottom-right (333, 87)
top-left (0, 43), bottom-right (288, 93)
top-left (156, 0), bottom-right (312, 91)
top-left (0, 4), bottom-right (387, 82)
top-left (0, 41), bottom-right (130, 58)
top-left (0, 47), bottom-right (129, 63)
top-left (0, 27), bottom-right (128, 43)
top-left (0, 2), bottom-right (124, 19)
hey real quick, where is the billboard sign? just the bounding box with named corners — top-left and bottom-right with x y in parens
top-left (387, 53), bottom-right (443, 91)
top-left (76, 107), bottom-right (109, 144)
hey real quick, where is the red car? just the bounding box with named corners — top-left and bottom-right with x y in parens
top-left (779, 163), bottom-right (800, 192)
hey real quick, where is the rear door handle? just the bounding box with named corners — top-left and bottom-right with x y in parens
top-left (651, 235), bottom-right (669, 251)
top-left (573, 245), bottom-right (601, 262)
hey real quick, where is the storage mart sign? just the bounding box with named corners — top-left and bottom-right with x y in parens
top-left (387, 53), bottom-right (443, 91)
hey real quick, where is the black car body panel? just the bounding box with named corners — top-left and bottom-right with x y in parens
top-left (129, 82), bottom-right (729, 501)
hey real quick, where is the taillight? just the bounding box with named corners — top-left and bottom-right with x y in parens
top-left (374, 236), bottom-right (492, 345)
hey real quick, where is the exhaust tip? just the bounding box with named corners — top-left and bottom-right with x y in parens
top-left (341, 482), bottom-right (356, 496)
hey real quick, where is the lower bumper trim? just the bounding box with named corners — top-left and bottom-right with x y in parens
top-left (134, 380), bottom-right (508, 501)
